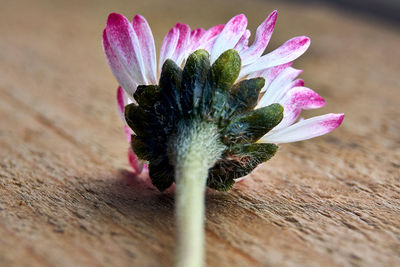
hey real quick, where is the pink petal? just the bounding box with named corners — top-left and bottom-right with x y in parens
top-left (198, 35), bottom-right (218, 52)
top-left (171, 23), bottom-right (191, 66)
top-left (195, 24), bottom-right (225, 51)
top-left (240, 10), bottom-right (277, 65)
top-left (202, 24), bottom-right (225, 42)
top-left (103, 30), bottom-right (138, 96)
top-left (267, 67), bottom-right (303, 101)
top-left (210, 14), bottom-right (248, 63)
top-left (261, 113), bottom-right (344, 143)
top-left (132, 15), bottom-right (157, 84)
top-left (128, 147), bottom-right (144, 174)
top-left (117, 86), bottom-right (127, 119)
top-left (191, 28), bottom-right (206, 41)
top-left (257, 67), bottom-right (302, 108)
top-left (248, 62), bottom-right (292, 91)
top-left (117, 87), bottom-right (134, 141)
top-left (159, 26), bottom-right (180, 72)
top-left (105, 13), bottom-right (147, 85)
top-left (240, 36), bottom-right (310, 77)
top-left (283, 87), bottom-right (325, 110)
top-left (234, 29), bottom-right (251, 53)
top-left (275, 87), bottom-right (326, 130)
top-left (188, 28), bottom-right (206, 51)
top-left (291, 78), bottom-right (305, 88)
top-left (124, 125), bottom-right (133, 142)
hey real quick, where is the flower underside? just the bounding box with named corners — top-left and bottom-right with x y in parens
top-left (125, 49), bottom-right (283, 191)
top-left (103, 11), bottom-right (344, 191)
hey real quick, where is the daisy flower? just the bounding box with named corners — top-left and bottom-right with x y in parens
top-left (102, 11), bottom-right (343, 267)
top-left (104, 11), bottom-right (343, 176)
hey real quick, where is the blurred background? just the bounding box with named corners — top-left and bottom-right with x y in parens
top-left (288, 0), bottom-right (400, 25)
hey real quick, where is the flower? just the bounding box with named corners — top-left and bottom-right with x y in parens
top-left (103, 11), bottom-right (344, 183)
top-left (103, 12), bottom-right (344, 265)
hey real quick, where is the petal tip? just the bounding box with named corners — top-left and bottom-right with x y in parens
top-left (133, 14), bottom-right (144, 20)
top-left (107, 12), bottom-right (125, 25)
top-left (311, 91), bottom-right (326, 108)
top-left (132, 14), bottom-right (146, 24)
top-left (337, 113), bottom-right (345, 124)
top-left (116, 86), bottom-right (125, 111)
top-left (322, 113), bottom-right (345, 130)
top-left (230, 13), bottom-right (248, 26)
top-left (294, 36), bottom-right (311, 46)
top-left (128, 148), bottom-right (144, 174)
top-left (175, 22), bottom-right (189, 29)
top-left (303, 36), bottom-right (311, 45)
top-left (102, 28), bottom-right (107, 41)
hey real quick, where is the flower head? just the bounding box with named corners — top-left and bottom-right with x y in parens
top-left (103, 11), bottom-right (344, 191)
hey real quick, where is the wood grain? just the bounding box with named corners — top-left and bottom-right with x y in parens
top-left (0, 0), bottom-right (399, 266)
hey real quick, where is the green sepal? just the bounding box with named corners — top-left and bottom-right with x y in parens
top-left (148, 157), bottom-right (174, 192)
top-left (159, 59), bottom-right (183, 113)
top-left (181, 50), bottom-right (210, 114)
top-left (222, 103), bottom-right (284, 144)
top-left (207, 171), bottom-right (235, 192)
top-left (228, 77), bottom-right (265, 115)
top-left (134, 85), bottom-right (161, 111)
top-left (125, 104), bottom-right (155, 137)
top-left (230, 143), bottom-right (278, 162)
top-left (209, 49), bottom-right (241, 92)
top-left (152, 101), bottom-right (175, 137)
top-left (207, 143), bottom-right (278, 191)
top-left (130, 135), bottom-right (152, 161)
top-left (229, 143), bottom-right (278, 177)
top-left (201, 49), bottom-right (241, 119)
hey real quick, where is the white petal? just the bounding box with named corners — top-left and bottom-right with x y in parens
top-left (105, 13), bottom-right (148, 85)
top-left (240, 10), bottom-right (277, 65)
top-left (234, 29), bottom-right (251, 53)
top-left (210, 14), bottom-right (247, 63)
top-left (248, 62), bottom-right (292, 92)
top-left (103, 30), bottom-right (138, 96)
top-left (195, 24), bottom-right (224, 52)
top-left (256, 67), bottom-right (302, 108)
top-left (188, 28), bottom-right (206, 52)
top-left (240, 36), bottom-right (310, 77)
top-left (261, 113), bottom-right (344, 143)
top-left (273, 87), bottom-right (325, 130)
top-left (171, 23), bottom-right (191, 66)
top-left (132, 15), bottom-right (157, 84)
top-left (159, 26), bottom-right (180, 73)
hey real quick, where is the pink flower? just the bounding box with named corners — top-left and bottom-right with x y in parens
top-left (103, 11), bottom-right (344, 173)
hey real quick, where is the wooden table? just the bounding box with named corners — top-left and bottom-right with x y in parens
top-left (0, 0), bottom-right (399, 266)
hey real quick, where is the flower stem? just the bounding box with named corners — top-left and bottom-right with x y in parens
top-left (171, 121), bottom-right (224, 267)
top-left (175, 155), bottom-right (208, 267)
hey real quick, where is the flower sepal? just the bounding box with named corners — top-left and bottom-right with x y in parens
top-left (208, 143), bottom-right (278, 191)
top-left (125, 49), bottom-right (283, 191)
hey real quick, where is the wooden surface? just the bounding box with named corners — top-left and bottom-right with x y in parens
top-left (0, 0), bottom-right (399, 266)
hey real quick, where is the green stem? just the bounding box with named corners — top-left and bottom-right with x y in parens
top-left (171, 122), bottom-right (224, 267)
top-left (175, 155), bottom-right (208, 267)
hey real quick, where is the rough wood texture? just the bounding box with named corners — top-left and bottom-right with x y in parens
top-left (0, 0), bottom-right (399, 266)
